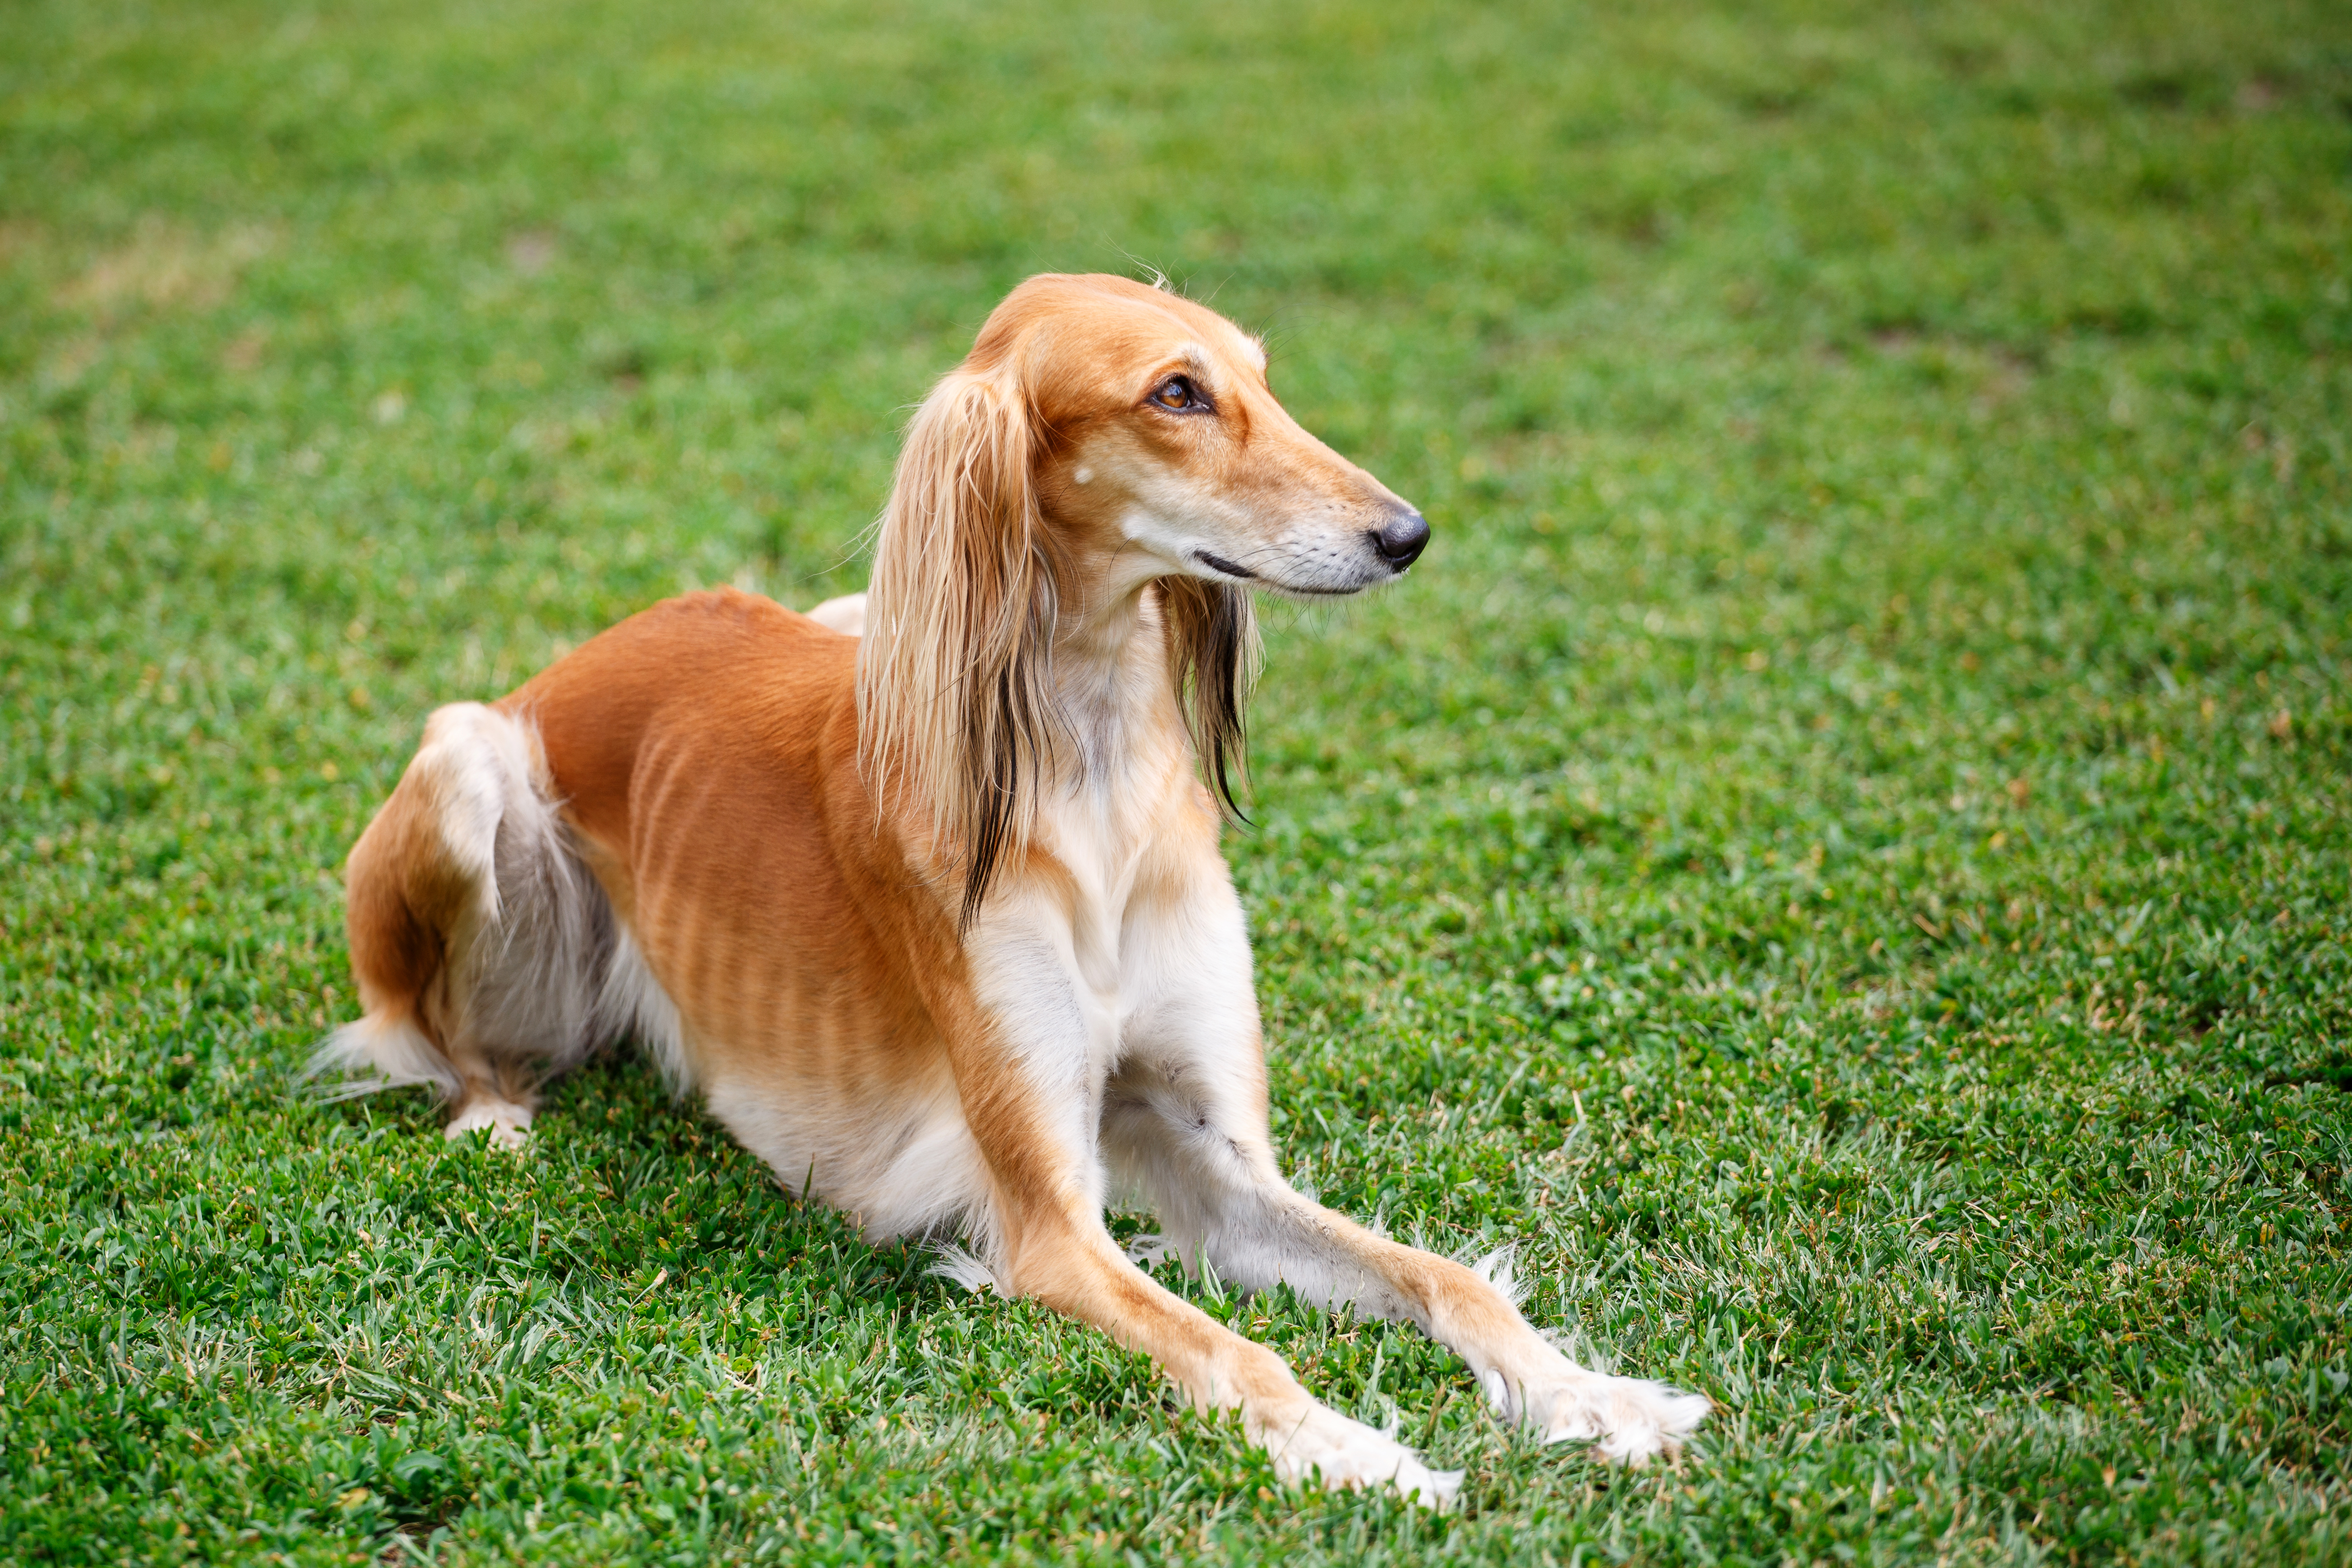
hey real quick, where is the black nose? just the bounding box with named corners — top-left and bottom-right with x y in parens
top-left (1371, 508), bottom-right (1431, 571)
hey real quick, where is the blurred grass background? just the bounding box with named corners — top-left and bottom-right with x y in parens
top-left (4, 0), bottom-right (2350, 1562)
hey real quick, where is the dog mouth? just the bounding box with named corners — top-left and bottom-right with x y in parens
top-left (1191, 549), bottom-right (1372, 597)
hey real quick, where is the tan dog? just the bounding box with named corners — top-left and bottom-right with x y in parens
top-left (315, 274), bottom-right (1707, 1503)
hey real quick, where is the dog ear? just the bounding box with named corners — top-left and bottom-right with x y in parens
top-left (859, 368), bottom-right (1065, 928)
top-left (1156, 576), bottom-right (1258, 822)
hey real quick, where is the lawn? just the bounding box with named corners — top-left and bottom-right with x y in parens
top-left (4, 0), bottom-right (2350, 1561)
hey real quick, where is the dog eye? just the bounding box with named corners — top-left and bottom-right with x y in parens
top-left (1151, 376), bottom-right (1200, 412)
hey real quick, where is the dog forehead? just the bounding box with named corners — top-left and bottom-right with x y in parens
top-left (980, 273), bottom-right (1261, 376)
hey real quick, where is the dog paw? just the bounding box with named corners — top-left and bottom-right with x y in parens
top-left (1484, 1357), bottom-right (1710, 1464)
top-left (1255, 1401), bottom-right (1461, 1508)
top-left (445, 1100), bottom-right (533, 1150)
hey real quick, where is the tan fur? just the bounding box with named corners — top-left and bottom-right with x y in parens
top-left (318, 274), bottom-right (1707, 1503)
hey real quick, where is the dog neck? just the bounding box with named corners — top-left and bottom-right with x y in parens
top-left (1046, 553), bottom-right (1192, 806)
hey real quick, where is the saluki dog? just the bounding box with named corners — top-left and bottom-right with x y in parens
top-left (315, 274), bottom-right (1708, 1503)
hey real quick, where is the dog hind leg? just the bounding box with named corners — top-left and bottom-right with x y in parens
top-left (312, 702), bottom-right (618, 1147)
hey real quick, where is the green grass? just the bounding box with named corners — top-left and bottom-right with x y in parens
top-left (5, 0), bottom-right (2351, 1561)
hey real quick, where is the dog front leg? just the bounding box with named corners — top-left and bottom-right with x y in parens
top-left (1239, 1189), bottom-right (1709, 1462)
top-left (945, 915), bottom-right (1458, 1505)
top-left (976, 1177), bottom-right (1459, 1505)
top-left (1105, 1062), bottom-right (1710, 1463)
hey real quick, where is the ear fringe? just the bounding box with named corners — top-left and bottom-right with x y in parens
top-left (1158, 577), bottom-right (1258, 821)
top-left (859, 370), bottom-right (1068, 927)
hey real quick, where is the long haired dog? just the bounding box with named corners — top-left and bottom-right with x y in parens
top-left (316, 274), bottom-right (1708, 1503)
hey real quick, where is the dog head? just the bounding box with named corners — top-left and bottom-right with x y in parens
top-left (861, 274), bottom-right (1425, 923)
top-left (975, 272), bottom-right (1428, 597)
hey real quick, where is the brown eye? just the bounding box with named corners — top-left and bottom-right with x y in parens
top-left (1151, 376), bottom-right (1198, 411)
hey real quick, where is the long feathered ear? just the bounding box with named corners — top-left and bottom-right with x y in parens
top-left (1157, 576), bottom-right (1259, 821)
top-left (858, 369), bottom-right (1065, 928)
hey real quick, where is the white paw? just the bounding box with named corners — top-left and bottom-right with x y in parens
top-left (444, 1100), bottom-right (533, 1150)
top-left (1254, 1401), bottom-right (1462, 1508)
top-left (1484, 1352), bottom-right (1710, 1463)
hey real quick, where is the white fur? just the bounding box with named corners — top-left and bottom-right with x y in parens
top-left (1256, 1402), bottom-right (1462, 1508)
top-left (444, 1097), bottom-right (533, 1150)
top-left (929, 1243), bottom-right (998, 1293)
top-left (1498, 1342), bottom-right (1715, 1462)
top-left (310, 1012), bottom-right (459, 1101)
top-left (699, 1045), bottom-right (995, 1246)
top-left (804, 593), bottom-right (867, 636)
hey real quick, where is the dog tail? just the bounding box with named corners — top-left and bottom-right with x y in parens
top-left (308, 1012), bottom-right (458, 1101)
top-left (307, 701), bottom-right (617, 1116)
